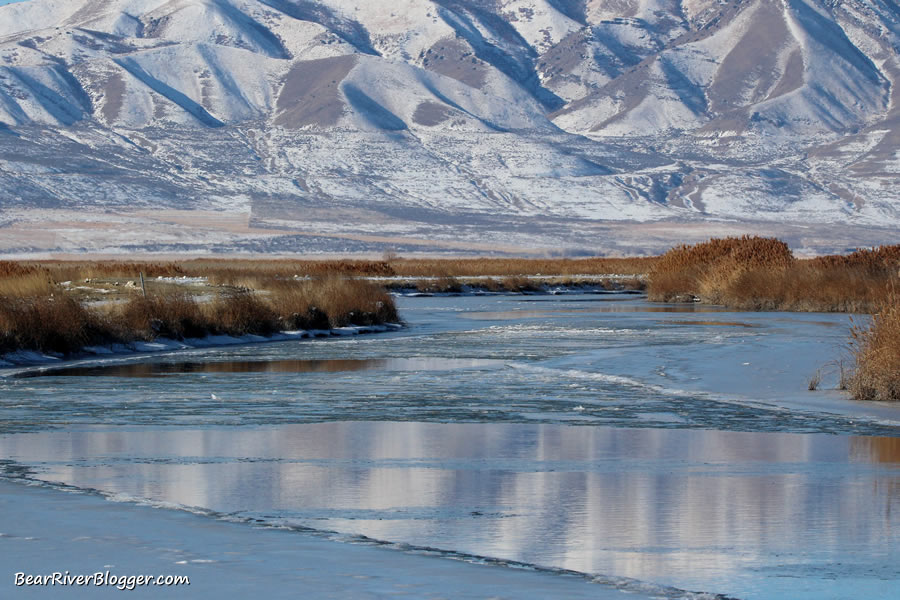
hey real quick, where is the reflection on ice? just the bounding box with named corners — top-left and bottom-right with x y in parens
top-left (25, 357), bottom-right (504, 378)
top-left (1, 422), bottom-right (897, 600)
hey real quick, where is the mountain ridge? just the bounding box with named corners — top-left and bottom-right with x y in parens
top-left (0, 0), bottom-right (898, 256)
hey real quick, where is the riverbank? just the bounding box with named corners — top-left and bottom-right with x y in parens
top-left (0, 274), bottom-right (399, 358)
top-left (0, 257), bottom-right (649, 359)
top-left (644, 237), bottom-right (900, 401)
top-left (0, 322), bottom-right (403, 371)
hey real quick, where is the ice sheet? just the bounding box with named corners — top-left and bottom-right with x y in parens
top-left (0, 479), bottom-right (643, 600)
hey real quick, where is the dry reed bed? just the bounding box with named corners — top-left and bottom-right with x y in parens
top-left (385, 257), bottom-right (656, 277)
top-left (3, 257), bottom-right (655, 288)
top-left (384, 275), bottom-right (646, 294)
top-left (0, 259), bottom-right (396, 291)
top-left (849, 294), bottom-right (900, 402)
top-left (647, 237), bottom-right (899, 313)
top-left (0, 276), bottom-right (398, 356)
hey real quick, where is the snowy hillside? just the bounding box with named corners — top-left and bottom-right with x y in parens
top-left (0, 0), bottom-right (898, 255)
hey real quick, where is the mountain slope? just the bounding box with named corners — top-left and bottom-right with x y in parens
top-left (0, 0), bottom-right (898, 256)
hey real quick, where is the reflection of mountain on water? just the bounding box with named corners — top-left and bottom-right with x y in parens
top-left (2, 423), bottom-right (898, 597)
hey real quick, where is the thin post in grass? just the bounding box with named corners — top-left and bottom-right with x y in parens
top-left (139, 272), bottom-right (147, 298)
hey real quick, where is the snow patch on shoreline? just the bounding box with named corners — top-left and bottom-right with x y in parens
top-left (0, 323), bottom-right (403, 377)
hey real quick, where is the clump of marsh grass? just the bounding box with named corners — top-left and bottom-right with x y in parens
top-left (501, 276), bottom-right (542, 292)
top-left (807, 369), bottom-right (822, 391)
top-left (848, 293), bottom-right (900, 401)
top-left (415, 276), bottom-right (464, 294)
top-left (116, 293), bottom-right (213, 340)
top-left (0, 273), bottom-right (400, 357)
top-left (648, 238), bottom-right (899, 313)
top-left (265, 276), bottom-right (398, 328)
top-left (648, 236), bottom-right (794, 304)
top-left (0, 294), bottom-right (108, 354)
top-left (207, 291), bottom-right (280, 336)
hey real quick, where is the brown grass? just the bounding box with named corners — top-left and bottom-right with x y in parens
top-left (648, 236), bottom-right (794, 304)
top-left (3, 259), bottom-right (397, 288)
top-left (848, 293), bottom-right (900, 401)
top-left (264, 276), bottom-right (399, 328)
top-left (809, 245), bottom-right (900, 273)
top-left (0, 261), bottom-right (44, 278)
top-left (414, 276), bottom-right (464, 294)
top-left (115, 293), bottom-right (213, 340)
top-left (500, 276), bottom-right (543, 292)
top-left (648, 237), bottom-right (900, 312)
top-left (0, 273), bottom-right (400, 356)
top-left (206, 292), bottom-right (280, 336)
top-left (3, 257), bottom-right (653, 294)
top-left (0, 295), bottom-right (107, 354)
top-left (383, 275), bottom-right (646, 294)
top-left (0, 273), bottom-right (55, 298)
top-left (386, 257), bottom-right (655, 277)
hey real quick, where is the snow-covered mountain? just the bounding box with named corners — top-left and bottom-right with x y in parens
top-left (0, 0), bottom-right (898, 255)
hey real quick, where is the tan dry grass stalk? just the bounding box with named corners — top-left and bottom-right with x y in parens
top-left (0, 273), bottom-right (55, 298)
top-left (808, 370), bottom-right (822, 391)
top-left (849, 294), bottom-right (900, 401)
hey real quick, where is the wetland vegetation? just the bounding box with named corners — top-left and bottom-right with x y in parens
top-left (1, 238), bottom-right (897, 400)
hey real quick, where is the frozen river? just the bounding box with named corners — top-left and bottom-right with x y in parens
top-left (1, 294), bottom-right (898, 599)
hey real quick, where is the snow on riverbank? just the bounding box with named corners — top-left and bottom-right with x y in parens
top-left (0, 324), bottom-right (403, 374)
